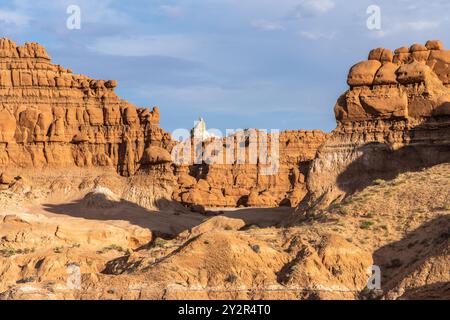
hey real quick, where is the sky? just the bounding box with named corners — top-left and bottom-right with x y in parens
top-left (1, 0), bottom-right (449, 134)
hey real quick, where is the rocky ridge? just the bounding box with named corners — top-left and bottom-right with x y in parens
top-left (0, 38), bottom-right (174, 176)
top-left (0, 39), bottom-right (448, 300)
top-left (0, 38), bottom-right (326, 209)
top-left (173, 130), bottom-right (328, 208)
top-left (305, 40), bottom-right (450, 209)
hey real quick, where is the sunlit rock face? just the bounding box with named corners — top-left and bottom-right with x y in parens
top-left (0, 38), bottom-right (330, 209)
top-left (306, 40), bottom-right (450, 208)
top-left (0, 38), bottom-right (173, 176)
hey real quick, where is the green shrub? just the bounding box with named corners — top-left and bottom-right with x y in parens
top-left (154, 238), bottom-right (168, 248)
top-left (225, 274), bottom-right (238, 283)
top-left (53, 246), bottom-right (64, 253)
top-left (363, 212), bottom-right (374, 218)
top-left (97, 244), bottom-right (125, 254)
top-left (360, 221), bottom-right (375, 230)
top-left (251, 245), bottom-right (261, 253)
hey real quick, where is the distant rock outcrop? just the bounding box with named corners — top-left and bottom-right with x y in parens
top-left (173, 130), bottom-right (328, 207)
top-left (306, 40), bottom-right (450, 208)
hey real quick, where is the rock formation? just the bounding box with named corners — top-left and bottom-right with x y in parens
top-left (0, 38), bottom-right (172, 177)
top-left (0, 38), bottom-right (328, 209)
top-left (306, 40), bottom-right (450, 208)
top-left (0, 38), bottom-right (448, 301)
top-left (173, 130), bottom-right (328, 208)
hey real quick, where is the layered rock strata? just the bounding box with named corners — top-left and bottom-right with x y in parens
top-left (0, 38), bottom-right (173, 177)
top-left (307, 40), bottom-right (450, 208)
top-left (173, 130), bottom-right (328, 207)
top-left (0, 38), bottom-right (330, 209)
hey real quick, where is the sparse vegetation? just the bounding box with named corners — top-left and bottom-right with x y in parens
top-left (251, 244), bottom-right (261, 253)
top-left (343, 197), bottom-right (354, 205)
top-left (360, 221), bottom-right (375, 230)
top-left (363, 212), bottom-right (374, 218)
top-left (0, 247), bottom-right (35, 257)
top-left (97, 244), bottom-right (125, 254)
top-left (154, 238), bottom-right (168, 248)
top-left (16, 277), bottom-right (36, 284)
top-left (53, 246), bottom-right (64, 253)
top-left (225, 274), bottom-right (238, 283)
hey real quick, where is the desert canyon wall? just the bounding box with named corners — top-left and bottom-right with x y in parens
top-left (0, 38), bottom-right (448, 300)
top-left (172, 130), bottom-right (328, 208)
top-left (0, 38), bottom-right (174, 175)
top-left (2, 38), bottom-right (449, 211)
top-left (306, 40), bottom-right (450, 208)
top-left (0, 38), bottom-right (328, 209)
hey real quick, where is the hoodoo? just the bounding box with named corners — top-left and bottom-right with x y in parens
top-left (0, 38), bottom-right (329, 209)
top-left (305, 40), bottom-right (450, 208)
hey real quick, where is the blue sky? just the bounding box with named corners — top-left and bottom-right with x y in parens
top-left (1, 0), bottom-right (449, 133)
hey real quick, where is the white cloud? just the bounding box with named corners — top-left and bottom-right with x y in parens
top-left (298, 30), bottom-right (336, 40)
top-left (371, 19), bottom-right (440, 38)
top-left (405, 20), bottom-right (439, 31)
top-left (251, 20), bottom-right (285, 31)
top-left (159, 5), bottom-right (183, 18)
top-left (0, 9), bottom-right (30, 27)
top-left (87, 35), bottom-right (197, 58)
top-left (295, 0), bottom-right (335, 18)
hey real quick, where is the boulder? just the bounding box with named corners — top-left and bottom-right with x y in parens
top-left (347, 60), bottom-right (381, 87)
top-left (141, 146), bottom-right (172, 165)
top-left (0, 173), bottom-right (15, 185)
top-left (373, 62), bottom-right (399, 85)
top-left (425, 40), bottom-right (444, 51)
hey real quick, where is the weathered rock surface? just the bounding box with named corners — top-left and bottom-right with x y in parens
top-left (0, 38), bottom-right (327, 209)
top-left (0, 38), bottom-right (448, 301)
top-left (0, 38), bottom-right (172, 177)
top-left (307, 41), bottom-right (450, 208)
top-left (173, 130), bottom-right (328, 208)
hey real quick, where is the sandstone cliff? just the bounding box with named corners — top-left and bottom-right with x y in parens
top-left (0, 38), bottom-right (448, 301)
top-left (173, 130), bottom-right (328, 208)
top-left (0, 38), bottom-right (173, 177)
top-left (306, 40), bottom-right (450, 208)
top-left (0, 38), bottom-right (327, 209)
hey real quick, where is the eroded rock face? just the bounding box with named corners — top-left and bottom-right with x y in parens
top-left (307, 40), bottom-right (450, 208)
top-left (172, 130), bottom-right (328, 208)
top-left (0, 38), bottom-right (171, 177)
top-left (0, 38), bottom-right (329, 209)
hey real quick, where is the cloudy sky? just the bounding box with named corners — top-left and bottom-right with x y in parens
top-left (1, 0), bottom-right (449, 133)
